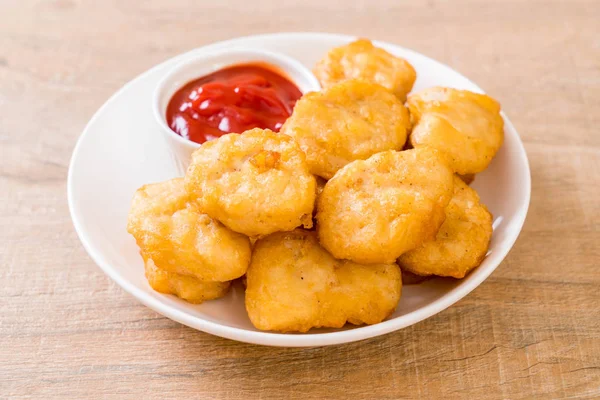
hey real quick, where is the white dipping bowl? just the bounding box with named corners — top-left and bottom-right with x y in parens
top-left (152, 48), bottom-right (321, 172)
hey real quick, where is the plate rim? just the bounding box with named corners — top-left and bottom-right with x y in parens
top-left (68, 31), bottom-right (531, 347)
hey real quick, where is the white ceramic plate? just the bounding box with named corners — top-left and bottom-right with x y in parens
top-left (68, 32), bottom-right (530, 347)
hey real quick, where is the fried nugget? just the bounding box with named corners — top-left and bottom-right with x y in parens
top-left (317, 147), bottom-right (454, 264)
top-left (144, 257), bottom-right (230, 303)
top-left (398, 176), bottom-right (492, 278)
top-left (281, 80), bottom-right (410, 179)
top-left (314, 39), bottom-right (416, 101)
top-left (407, 87), bottom-right (504, 175)
top-left (184, 128), bottom-right (316, 237)
top-left (245, 230), bottom-right (402, 332)
top-left (127, 178), bottom-right (251, 282)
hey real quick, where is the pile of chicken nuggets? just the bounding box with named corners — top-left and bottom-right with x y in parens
top-left (127, 39), bottom-right (503, 332)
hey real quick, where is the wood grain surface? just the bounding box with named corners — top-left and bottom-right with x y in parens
top-left (1, 0), bottom-right (599, 398)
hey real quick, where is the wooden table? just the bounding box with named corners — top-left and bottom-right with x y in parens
top-left (2, 0), bottom-right (599, 398)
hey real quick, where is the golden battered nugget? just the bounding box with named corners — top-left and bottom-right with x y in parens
top-left (398, 176), bottom-right (493, 278)
top-left (245, 230), bottom-right (402, 332)
top-left (144, 257), bottom-right (230, 304)
top-left (127, 178), bottom-right (251, 282)
top-left (314, 39), bottom-right (417, 101)
top-left (281, 80), bottom-right (410, 179)
top-left (317, 147), bottom-right (454, 264)
top-left (407, 87), bottom-right (504, 175)
top-left (185, 128), bottom-right (316, 237)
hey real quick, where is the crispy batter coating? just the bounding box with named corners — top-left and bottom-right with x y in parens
top-left (127, 178), bottom-right (251, 282)
top-left (398, 176), bottom-right (493, 278)
top-left (407, 87), bottom-right (504, 175)
top-left (317, 147), bottom-right (454, 264)
top-left (144, 257), bottom-right (230, 303)
top-left (245, 230), bottom-right (402, 332)
top-left (184, 129), bottom-right (316, 237)
top-left (314, 39), bottom-right (417, 101)
top-left (281, 80), bottom-right (410, 179)
top-left (144, 259), bottom-right (231, 304)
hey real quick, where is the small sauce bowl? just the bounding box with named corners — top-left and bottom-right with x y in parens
top-left (153, 48), bottom-right (321, 171)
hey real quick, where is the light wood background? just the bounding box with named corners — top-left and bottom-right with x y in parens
top-left (1, 0), bottom-right (599, 399)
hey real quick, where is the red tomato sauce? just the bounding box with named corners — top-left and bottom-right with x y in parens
top-left (166, 63), bottom-right (303, 144)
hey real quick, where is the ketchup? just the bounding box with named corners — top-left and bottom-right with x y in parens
top-left (166, 63), bottom-right (303, 144)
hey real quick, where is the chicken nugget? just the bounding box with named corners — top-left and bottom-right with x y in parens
top-left (144, 257), bottom-right (230, 303)
top-left (127, 178), bottom-right (251, 282)
top-left (314, 39), bottom-right (416, 101)
top-left (317, 147), bottom-right (454, 264)
top-left (245, 230), bottom-right (402, 332)
top-left (407, 87), bottom-right (504, 175)
top-left (184, 128), bottom-right (316, 237)
top-left (398, 176), bottom-right (493, 278)
top-left (281, 80), bottom-right (410, 179)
